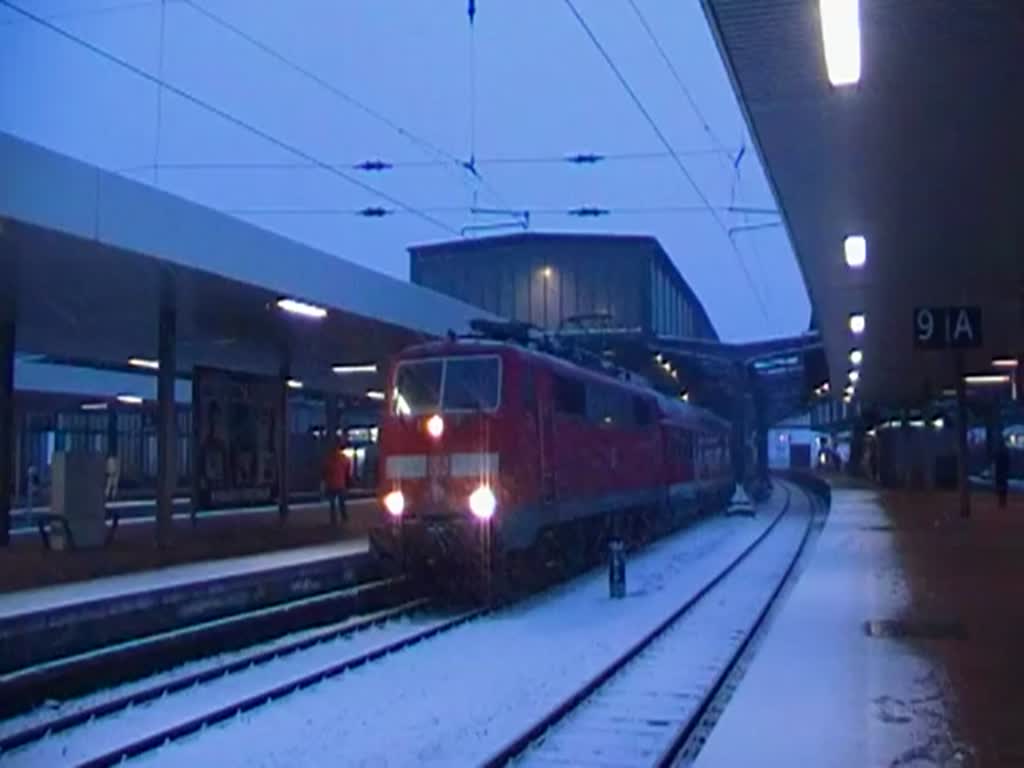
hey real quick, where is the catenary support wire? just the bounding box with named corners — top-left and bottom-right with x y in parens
top-left (0, 0), bottom-right (460, 236)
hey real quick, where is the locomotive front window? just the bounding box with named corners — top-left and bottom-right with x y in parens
top-left (393, 360), bottom-right (442, 415)
top-left (392, 356), bottom-right (501, 415)
top-left (443, 357), bottom-right (500, 411)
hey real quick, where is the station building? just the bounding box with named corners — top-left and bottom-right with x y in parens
top-left (410, 233), bottom-right (718, 341)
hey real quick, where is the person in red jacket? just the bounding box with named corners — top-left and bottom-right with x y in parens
top-left (322, 436), bottom-right (351, 526)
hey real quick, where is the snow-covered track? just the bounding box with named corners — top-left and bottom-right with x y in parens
top-left (484, 484), bottom-right (815, 767)
top-left (0, 596), bottom-right (447, 764)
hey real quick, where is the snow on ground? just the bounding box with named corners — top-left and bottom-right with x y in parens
top-left (693, 488), bottom-right (958, 768)
top-left (514, 505), bottom-right (810, 767)
top-left (0, 607), bottom-right (447, 767)
top-left (0, 537), bottom-right (369, 619)
top-left (126, 489), bottom-right (800, 767)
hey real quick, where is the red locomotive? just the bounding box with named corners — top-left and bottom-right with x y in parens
top-left (373, 323), bottom-right (733, 587)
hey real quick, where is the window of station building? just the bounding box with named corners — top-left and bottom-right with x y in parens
top-left (554, 374), bottom-right (586, 417)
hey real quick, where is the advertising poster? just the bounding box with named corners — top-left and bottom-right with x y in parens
top-left (193, 367), bottom-right (280, 509)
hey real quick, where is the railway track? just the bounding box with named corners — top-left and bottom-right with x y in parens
top-left (0, 573), bottom-right (412, 718)
top-left (0, 598), bottom-right (486, 767)
top-left (482, 484), bottom-right (816, 768)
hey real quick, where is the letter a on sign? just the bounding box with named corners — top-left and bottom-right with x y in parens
top-left (953, 309), bottom-right (974, 343)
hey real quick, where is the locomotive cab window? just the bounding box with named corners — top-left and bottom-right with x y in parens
top-left (393, 360), bottom-right (442, 415)
top-left (443, 356), bottom-right (500, 411)
top-left (554, 375), bottom-right (586, 417)
top-left (393, 355), bottom-right (501, 415)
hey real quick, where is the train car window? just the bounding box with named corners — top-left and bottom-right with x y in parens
top-left (393, 360), bottom-right (442, 415)
top-left (633, 396), bottom-right (653, 427)
top-left (443, 356), bottom-right (500, 411)
top-left (521, 365), bottom-right (536, 408)
top-left (554, 375), bottom-right (586, 417)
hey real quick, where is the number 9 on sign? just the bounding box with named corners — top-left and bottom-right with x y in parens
top-left (915, 308), bottom-right (934, 343)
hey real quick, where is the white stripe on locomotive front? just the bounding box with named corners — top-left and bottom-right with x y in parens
top-left (385, 452), bottom-right (499, 479)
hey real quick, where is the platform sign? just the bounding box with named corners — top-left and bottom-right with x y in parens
top-left (913, 306), bottom-right (983, 349)
top-left (193, 367), bottom-right (281, 509)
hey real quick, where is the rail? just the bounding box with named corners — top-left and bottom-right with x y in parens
top-left (482, 483), bottom-right (813, 767)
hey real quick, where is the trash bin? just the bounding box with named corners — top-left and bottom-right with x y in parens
top-left (51, 452), bottom-right (107, 548)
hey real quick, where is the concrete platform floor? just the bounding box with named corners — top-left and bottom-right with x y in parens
top-left (0, 497), bottom-right (379, 593)
top-left (697, 478), bottom-right (1024, 767)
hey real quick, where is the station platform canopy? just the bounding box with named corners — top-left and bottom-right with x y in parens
top-left (702, 1), bottom-right (1024, 406)
top-left (0, 131), bottom-right (496, 398)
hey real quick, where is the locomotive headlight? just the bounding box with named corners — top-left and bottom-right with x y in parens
top-left (468, 484), bottom-right (496, 521)
top-left (426, 413), bottom-right (444, 439)
top-left (384, 490), bottom-right (405, 517)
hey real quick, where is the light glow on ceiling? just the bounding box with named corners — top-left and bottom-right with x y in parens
top-left (820, 0), bottom-right (862, 86)
top-left (844, 235), bottom-right (866, 268)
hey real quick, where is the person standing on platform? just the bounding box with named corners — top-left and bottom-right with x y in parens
top-left (322, 437), bottom-right (351, 526)
top-left (994, 440), bottom-right (1010, 508)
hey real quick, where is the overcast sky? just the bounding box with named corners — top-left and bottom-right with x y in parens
top-left (0, 0), bottom-right (810, 342)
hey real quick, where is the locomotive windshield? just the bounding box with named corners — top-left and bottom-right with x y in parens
top-left (393, 355), bottom-right (501, 415)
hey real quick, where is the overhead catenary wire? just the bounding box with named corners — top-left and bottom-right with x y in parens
top-left (562, 0), bottom-right (770, 321)
top-left (116, 147), bottom-right (736, 175)
top-left (225, 203), bottom-right (720, 218)
top-left (0, 0), bottom-right (163, 26)
top-left (625, 0), bottom-right (735, 172)
top-left (0, 0), bottom-right (460, 236)
top-left (178, 0), bottom-right (508, 208)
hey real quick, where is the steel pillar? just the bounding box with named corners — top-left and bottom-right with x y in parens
top-left (156, 300), bottom-right (177, 545)
top-left (277, 362), bottom-right (290, 521)
top-left (0, 311), bottom-right (13, 547)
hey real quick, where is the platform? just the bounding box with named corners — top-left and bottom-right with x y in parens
top-left (0, 496), bottom-right (379, 593)
top-left (0, 529), bottom-right (379, 676)
top-left (695, 480), bottom-right (1024, 767)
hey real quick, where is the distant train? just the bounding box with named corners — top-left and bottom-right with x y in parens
top-left (372, 324), bottom-right (734, 591)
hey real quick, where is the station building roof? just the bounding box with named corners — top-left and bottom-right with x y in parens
top-left (0, 132), bottom-right (497, 397)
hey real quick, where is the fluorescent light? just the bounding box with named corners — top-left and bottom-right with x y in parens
top-left (848, 369), bottom-right (860, 383)
top-left (932, 417), bottom-right (945, 429)
top-left (964, 374), bottom-right (1011, 385)
top-left (332, 364), bottom-right (378, 375)
top-left (81, 402), bottom-right (109, 411)
top-left (287, 379), bottom-right (303, 390)
top-left (844, 235), bottom-right (866, 268)
top-left (366, 390), bottom-right (386, 401)
top-left (820, 0), bottom-right (861, 86)
top-left (992, 358), bottom-right (1019, 369)
top-left (849, 349), bottom-right (863, 366)
top-left (820, 381), bottom-right (830, 393)
top-left (849, 313), bottom-right (865, 334)
top-left (276, 298), bottom-right (327, 319)
top-left (909, 419), bottom-right (926, 428)
top-left (116, 394), bottom-right (143, 405)
top-left (128, 357), bottom-right (159, 370)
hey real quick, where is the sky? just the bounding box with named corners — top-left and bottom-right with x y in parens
top-left (0, 0), bottom-right (810, 342)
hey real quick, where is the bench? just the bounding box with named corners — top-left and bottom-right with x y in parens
top-left (30, 507), bottom-right (120, 551)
